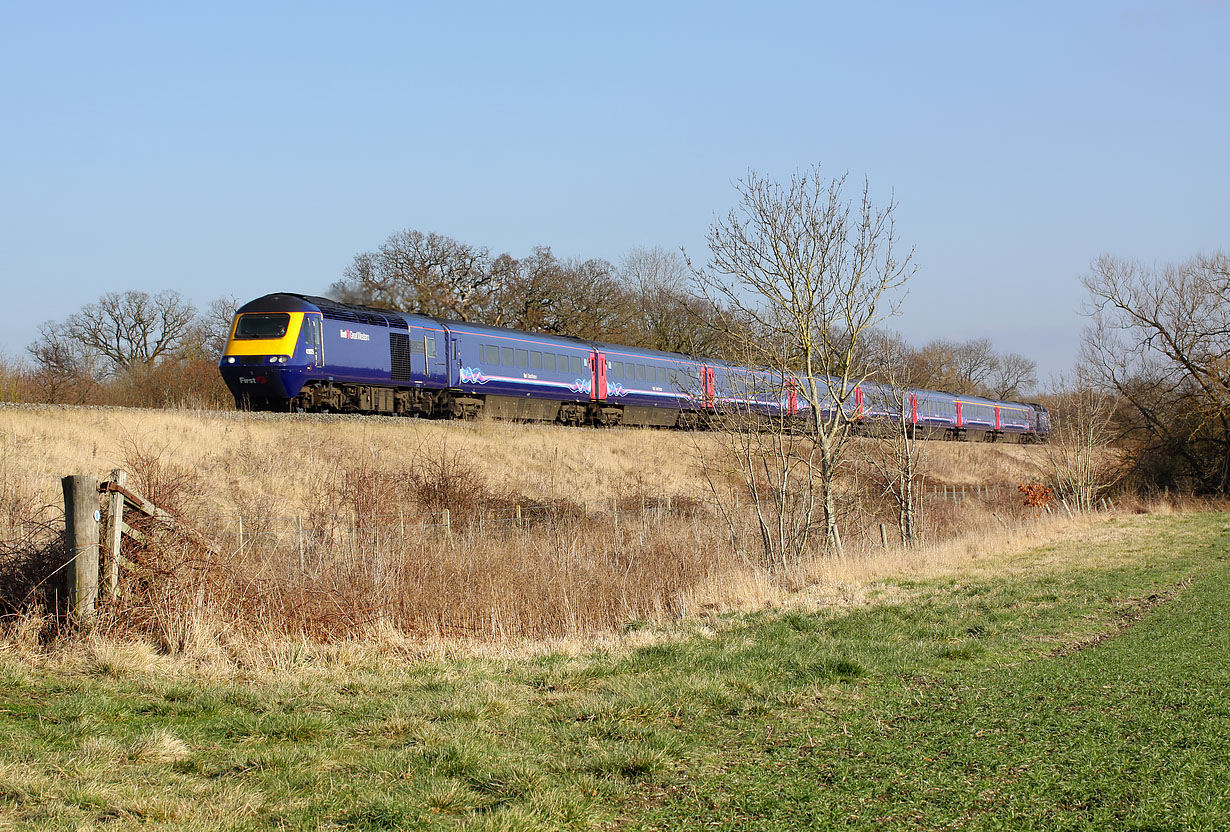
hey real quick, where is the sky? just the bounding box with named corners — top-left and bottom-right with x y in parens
top-left (2, 1), bottom-right (1227, 383)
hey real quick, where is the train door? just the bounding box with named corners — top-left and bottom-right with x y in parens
top-left (994, 405), bottom-right (1001, 430)
top-left (786, 377), bottom-right (798, 415)
top-left (305, 314), bottom-right (324, 369)
top-left (408, 329), bottom-right (445, 386)
top-left (449, 336), bottom-right (460, 388)
top-left (591, 351), bottom-right (607, 401)
top-left (854, 386), bottom-right (864, 419)
top-left (955, 401), bottom-right (963, 428)
top-left (909, 393), bottom-right (917, 425)
top-left (701, 366), bottom-right (716, 409)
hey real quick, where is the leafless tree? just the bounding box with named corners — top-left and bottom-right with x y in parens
top-left (492, 247), bottom-right (627, 339)
top-left (1080, 251), bottom-right (1230, 493)
top-left (989, 352), bottom-right (1037, 400)
top-left (49, 290), bottom-right (198, 373)
top-left (691, 166), bottom-right (915, 556)
top-left (1045, 372), bottom-right (1121, 511)
top-left (202, 295), bottom-right (240, 357)
top-left (950, 337), bottom-right (997, 395)
top-left (860, 379), bottom-right (926, 545)
top-left (619, 246), bottom-right (723, 354)
top-left (27, 321), bottom-right (105, 402)
top-left (332, 229), bottom-right (500, 321)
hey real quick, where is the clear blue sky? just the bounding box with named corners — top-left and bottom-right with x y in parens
top-left (2, 1), bottom-right (1227, 382)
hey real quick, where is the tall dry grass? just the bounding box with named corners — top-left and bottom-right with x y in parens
top-left (0, 404), bottom-right (1140, 661)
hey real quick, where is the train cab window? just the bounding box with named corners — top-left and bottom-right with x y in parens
top-left (487, 344), bottom-right (500, 364)
top-left (427, 338), bottom-right (436, 357)
top-left (234, 313), bottom-right (290, 339)
top-left (611, 361), bottom-right (623, 379)
top-left (501, 347), bottom-right (514, 366)
top-left (516, 349), bottom-right (529, 368)
top-left (544, 353), bottom-right (556, 371)
top-left (636, 364), bottom-right (646, 381)
top-left (570, 356), bottom-right (582, 374)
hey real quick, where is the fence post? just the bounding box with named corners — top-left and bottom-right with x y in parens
top-left (103, 468), bottom-right (126, 600)
top-left (442, 509), bottom-right (451, 538)
top-left (515, 504), bottom-right (522, 525)
top-left (62, 475), bottom-right (100, 624)
top-left (879, 523), bottom-right (889, 550)
top-left (236, 512), bottom-right (244, 553)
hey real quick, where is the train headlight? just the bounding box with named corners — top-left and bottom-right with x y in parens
top-left (268, 356), bottom-right (278, 364)
top-left (226, 357), bottom-right (236, 364)
top-left (278, 356), bottom-right (288, 364)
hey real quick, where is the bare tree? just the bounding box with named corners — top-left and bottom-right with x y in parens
top-left (332, 229), bottom-right (499, 321)
top-left (1045, 373), bottom-right (1121, 511)
top-left (1081, 251), bottom-right (1230, 493)
top-left (27, 321), bottom-right (105, 402)
top-left (860, 379), bottom-right (926, 545)
top-left (619, 246), bottom-right (722, 354)
top-left (52, 290), bottom-right (198, 373)
top-left (950, 337), bottom-right (997, 395)
top-left (692, 166), bottom-right (915, 556)
top-left (492, 247), bottom-right (627, 339)
top-left (989, 351), bottom-right (1037, 400)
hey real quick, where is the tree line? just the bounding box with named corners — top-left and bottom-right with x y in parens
top-left (4, 232), bottom-right (1040, 409)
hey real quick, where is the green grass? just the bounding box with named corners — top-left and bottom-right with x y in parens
top-left (1, 513), bottom-right (1228, 830)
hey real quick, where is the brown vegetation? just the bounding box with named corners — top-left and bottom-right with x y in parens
top-left (0, 405), bottom-right (1102, 654)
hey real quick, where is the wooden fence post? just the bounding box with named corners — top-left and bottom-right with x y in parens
top-left (442, 509), bottom-right (451, 538)
top-left (62, 475), bottom-right (100, 624)
top-left (879, 523), bottom-right (889, 550)
top-left (104, 469), bottom-right (126, 600)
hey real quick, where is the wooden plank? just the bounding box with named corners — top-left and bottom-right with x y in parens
top-left (99, 481), bottom-right (164, 518)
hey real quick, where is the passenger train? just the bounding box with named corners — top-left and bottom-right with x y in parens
top-left (218, 293), bottom-right (1050, 442)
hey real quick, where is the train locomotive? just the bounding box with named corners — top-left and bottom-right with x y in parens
top-left (218, 293), bottom-right (1051, 443)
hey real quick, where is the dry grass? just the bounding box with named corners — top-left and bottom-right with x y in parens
top-left (0, 404), bottom-right (1055, 513)
top-left (0, 403), bottom-right (1150, 665)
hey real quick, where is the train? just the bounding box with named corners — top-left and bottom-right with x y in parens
top-left (217, 293), bottom-right (1051, 442)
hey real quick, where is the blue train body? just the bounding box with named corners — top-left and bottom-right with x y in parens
top-left (218, 293), bottom-right (1050, 442)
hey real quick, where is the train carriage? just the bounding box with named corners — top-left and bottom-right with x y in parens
top-left (218, 293), bottom-right (1050, 443)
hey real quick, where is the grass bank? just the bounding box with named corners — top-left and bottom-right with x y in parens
top-left (1, 512), bottom-right (1226, 830)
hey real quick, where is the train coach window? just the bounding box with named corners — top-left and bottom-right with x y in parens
top-left (501, 347), bottom-right (514, 366)
top-left (531, 351), bottom-right (542, 369)
top-left (611, 361), bottom-right (623, 379)
top-left (656, 367), bottom-right (666, 383)
top-left (636, 364), bottom-right (646, 381)
top-left (516, 349), bottom-right (529, 368)
top-left (486, 344), bottom-right (500, 364)
top-left (234, 313), bottom-right (290, 339)
top-left (544, 353), bottom-right (556, 371)
top-left (570, 356), bottom-right (582, 374)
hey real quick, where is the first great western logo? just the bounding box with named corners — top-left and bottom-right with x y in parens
top-left (339, 328), bottom-right (371, 341)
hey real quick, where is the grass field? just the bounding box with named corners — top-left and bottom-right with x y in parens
top-left (1, 512), bottom-right (1226, 830)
